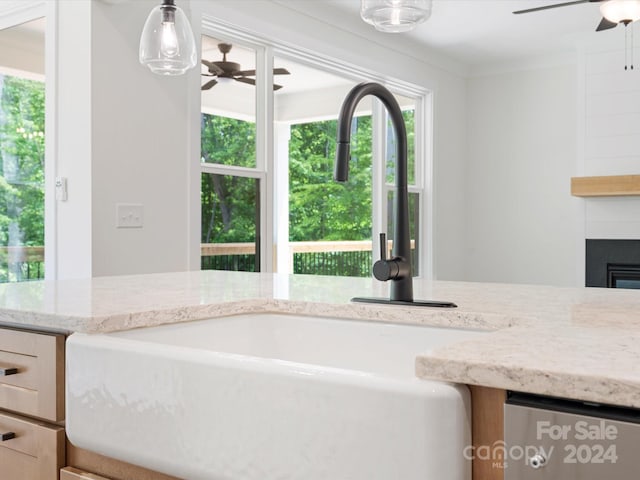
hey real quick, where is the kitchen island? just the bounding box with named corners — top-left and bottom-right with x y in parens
top-left (1, 270), bottom-right (640, 480)
top-left (0, 269), bottom-right (638, 407)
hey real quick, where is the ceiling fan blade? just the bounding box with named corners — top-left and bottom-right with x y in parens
top-left (236, 68), bottom-right (290, 77)
top-left (235, 77), bottom-right (256, 86)
top-left (513, 0), bottom-right (589, 14)
top-left (202, 59), bottom-right (224, 75)
top-left (274, 84), bottom-right (283, 91)
top-left (201, 79), bottom-right (218, 91)
top-left (596, 16), bottom-right (618, 31)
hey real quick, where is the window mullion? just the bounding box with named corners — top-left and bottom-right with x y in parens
top-left (200, 163), bottom-right (263, 179)
top-left (372, 100), bottom-right (386, 265)
top-left (256, 45), bottom-right (274, 273)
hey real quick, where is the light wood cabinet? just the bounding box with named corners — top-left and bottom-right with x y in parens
top-left (0, 326), bottom-right (66, 480)
top-left (0, 410), bottom-right (65, 480)
top-left (60, 466), bottom-right (111, 480)
top-left (0, 326), bottom-right (65, 422)
top-left (66, 442), bottom-right (183, 480)
top-left (470, 386), bottom-right (506, 480)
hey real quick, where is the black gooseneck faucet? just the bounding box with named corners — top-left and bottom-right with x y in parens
top-left (335, 82), bottom-right (456, 308)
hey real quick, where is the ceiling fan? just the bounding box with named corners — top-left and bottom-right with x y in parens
top-left (513, 0), bottom-right (640, 32)
top-left (201, 43), bottom-right (290, 91)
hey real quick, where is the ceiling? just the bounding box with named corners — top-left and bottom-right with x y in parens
top-left (278, 0), bottom-right (626, 70)
top-left (0, 1), bottom-right (630, 86)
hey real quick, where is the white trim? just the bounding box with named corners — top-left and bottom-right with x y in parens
top-left (199, 15), bottom-right (432, 280)
top-left (372, 101), bottom-right (386, 267)
top-left (200, 163), bottom-right (265, 180)
top-left (44, 0), bottom-right (55, 279)
top-left (274, 123), bottom-right (290, 273)
top-left (186, 3), bottom-right (202, 272)
top-left (420, 92), bottom-right (434, 280)
top-left (258, 44), bottom-right (275, 273)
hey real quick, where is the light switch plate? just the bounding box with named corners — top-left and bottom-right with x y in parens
top-left (116, 204), bottom-right (143, 228)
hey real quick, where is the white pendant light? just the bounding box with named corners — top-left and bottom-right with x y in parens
top-left (139, 0), bottom-right (197, 76)
top-left (361, 0), bottom-right (432, 33)
top-left (600, 0), bottom-right (640, 24)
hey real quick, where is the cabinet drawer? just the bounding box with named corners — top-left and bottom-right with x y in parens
top-left (0, 410), bottom-right (65, 480)
top-left (0, 327), bottom-right (65, 422)
top-left (61, 466), bottom-right (110, 480)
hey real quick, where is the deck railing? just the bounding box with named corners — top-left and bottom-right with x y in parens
top-left (0, 241), bottom-right (414, 282)
top-left (0, 246), bottom-right (45, 282)
top-left (200, 240), bottom-right (416, 277)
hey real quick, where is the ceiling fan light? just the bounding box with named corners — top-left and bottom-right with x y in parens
top-left (600, 0), bottom-right (640, 24)
top-left (360, 0), bottom-right (432, 33)
top-left (139, 0), bottom-right (197, 76)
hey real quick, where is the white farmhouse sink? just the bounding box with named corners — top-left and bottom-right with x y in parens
top-left (66, 313), bottom-right (484, 480)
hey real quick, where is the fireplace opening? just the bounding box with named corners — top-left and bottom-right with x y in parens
top-left (607, 264), bottom-right (640, 289)
top-left (586, 239), bottom-right (640, 288)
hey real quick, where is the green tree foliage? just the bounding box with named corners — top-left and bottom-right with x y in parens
top-left (386, 109), bottom-right (415, 184)
top-left (0, 75), bottom-right (45, 248)
top-left (200, 114), bottom-right (257, 244)
top-left (200, 109), bottom-right (416, 277)
top-left (288, 117), bottom-right (372, 242)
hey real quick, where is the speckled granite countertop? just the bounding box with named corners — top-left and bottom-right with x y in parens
top-left (1, 270), bottom-right (640, 407)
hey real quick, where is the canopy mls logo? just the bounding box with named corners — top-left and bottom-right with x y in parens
top-left (464, 419), bottom-right (620, 470)
top-left (462, 441), bottom-right (554, 470)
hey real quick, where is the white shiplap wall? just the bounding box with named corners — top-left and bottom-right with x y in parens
top-left (583, 45), bottom-right (640, 239)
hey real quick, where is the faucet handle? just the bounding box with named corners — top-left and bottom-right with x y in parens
top-left (379, 232), bottom-right (387, 261)
top-left (373, 232), bottom-right (400, 281)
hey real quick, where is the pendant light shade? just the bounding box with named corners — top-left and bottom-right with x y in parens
top-left (139, 0), bottom-right (197, 76)
top-left (360, 0), bottom-right (432, 33)
top-left (600, 0), bottom-right (640, 24)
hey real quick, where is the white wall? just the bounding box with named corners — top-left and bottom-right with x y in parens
top-left (581, 46), bottom-right (640, 240)
top-left (464, 65), bottom-right (580, 286)
top-left (52, 0), bottom-right (200, 278)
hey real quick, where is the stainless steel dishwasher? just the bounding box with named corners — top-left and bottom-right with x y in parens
top-left (504, 392), bottom-right (640, 479)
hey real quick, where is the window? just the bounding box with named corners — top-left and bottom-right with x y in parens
top-left (200, 35), bottom-right (264, 273)
top-left (0, 18), bottom-right (46, 282)
top-left (199, 23), bottom-right (430, 279)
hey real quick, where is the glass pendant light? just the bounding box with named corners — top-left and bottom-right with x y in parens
top-left (139, 0), bottom-right (197, 76)
top-left (600, 0), bottom-right (640, 24)
top-left (361, 0), bottom-right (432, 33)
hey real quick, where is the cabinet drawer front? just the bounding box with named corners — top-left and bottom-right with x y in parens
top-left (0, 350), bottom-right (37, 389)
top-left (0, 409), bottom-right (38, 456)
top-left (0, 410), bottom-right (65, 480)
top-left (0, 327), bottom-right (65, 421)
top-left (61, 466), bottom-right (111, 480)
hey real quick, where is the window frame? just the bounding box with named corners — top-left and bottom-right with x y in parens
top-left (200, 16), bottom-right (432, 279)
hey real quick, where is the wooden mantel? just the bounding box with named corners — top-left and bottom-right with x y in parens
top-left (571, 175), bottom-right (640, 197)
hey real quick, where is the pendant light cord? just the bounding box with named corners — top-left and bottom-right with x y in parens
top-left (625, 23), bottom-right (628, 70)
top-left (624, 21), bottom-right (635, 71)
